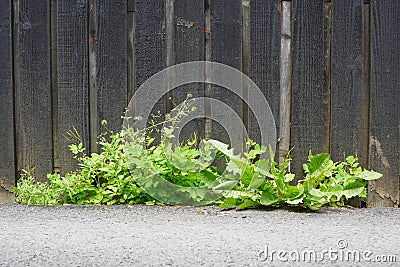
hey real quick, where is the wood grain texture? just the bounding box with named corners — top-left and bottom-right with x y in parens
top-left (95, 0), bottom-right (127, 135)
top-left (135, 0), bottom-right (166, 135)
top-left (210, 0), bottom-right (242, 148)
top-left (15, 0), bottom-right (53, 181)
top-left (127, 1), bottom-right (136, 101)
top-left (330, 0), bottom-right (364, 162)
top-left (250, 0), bottom-right (280, 154)
top-left (57, 0), bottom-right (89, 174)
top-left (279, 1), bottom-right (291, 163)
top-left (368, 0), bottom-right (400, 207)
top-left (290, 0), bottom-right (325, 178)
top-left (0, 0), bottom-right (15, 194)
top-left (173, 0), bottom-right (204, 142)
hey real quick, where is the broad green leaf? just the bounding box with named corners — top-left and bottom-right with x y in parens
top-left (247, 174), bottom-right (265, 190)
top-left (213, 180), bottom-right (238, 190)
top-left (286, 185), bottom-right (304, 201)
top-left (254, 159), bottom-right (270, 176)
top-left (220, 197), bottom-right (238, 208)
top-left (208, 139), bottom-right (235, 158)
top-left (220, 190), bottom-right (256, 199)
top-left (241, 166), bottom-right (254, 186)
top-left (308, 188), bottom-right (325, 198)
top-left (237, 199), bottom-right (259, 210)
top-left (260, 186), bottom-right (279, 206)
top-left (342, 182), bottom-right (366, 199)
top-left (304, 153), bottom-right (333, 184)
top-left (358, 170), bottom-right (382, 181)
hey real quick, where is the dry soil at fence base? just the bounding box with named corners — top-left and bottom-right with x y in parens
top-left (0, 204), bottom-right (399, 266)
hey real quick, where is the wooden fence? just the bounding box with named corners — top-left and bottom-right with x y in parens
top-left (0, 0), bottom-right (399, 207)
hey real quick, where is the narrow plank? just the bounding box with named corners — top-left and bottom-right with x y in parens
top-left (135, 0), bottom-right (166, 135)
top-left (250, 0), bottom-right (280, 154)
top-left (322, 0), bottom-right (331, 154)
top-left (368, 0), bottom-right (400, 207)
top-left (127, 0), bottom-right (136, 100)
top-left (15, 0), bottom-right (53, 181)
top-left (57, 0), bottom-right (90, 174)
top-left (330, 0), bottom-right (364, 162)
top-left (331, 0), bottom-right (364, 208)
top-left (89, 0), bottom-right (98, 152)
top-left (210, 0), bottom-right (242, 150)
top-left (50, 0), bottom-right (59, 171)
top-left (95, 0), bottom-right (128, 135)
top-left (279, 0), bottom-right (292, 164)
top-left (0, 0), bottom-right (15, 198)
top-left (173, 0), bottom-right (204, 142)
top-left (290, 0), bottom-right (325, 178)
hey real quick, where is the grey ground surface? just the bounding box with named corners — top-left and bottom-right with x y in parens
top-left (0, 204), bottom-right (399, 267)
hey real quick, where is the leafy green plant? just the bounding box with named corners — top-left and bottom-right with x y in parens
top-left (14, 95), bottom-right (220, 206)
top-left (209, 140), bottom-right (382, 211)
top-left (14, 94), bottom-right (382, 210)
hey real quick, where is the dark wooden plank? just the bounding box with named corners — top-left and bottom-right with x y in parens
top-left (0, 0), bottom-right (15, 198)
top-left (173, 0), bottom-right (204, 142)
top-left (95, 0), bottom-right (128, 135)
top-left (135, 0), bottom-right (166, 135)
top-left (57, 0), bottom-right (90, 174)
top-left (290, 0), bottom-right (325, 178)
top-left (210, 0), bottom-right (242, 150)
top-left (127, 0), bottom-right (136, 101)
top-left (14, 0), bottom-right (53, 181)
top-left (249, 0), bottom-right (280, 155)
top-left (330, 0), bottom-right (364, 162)
top-left (368, 0), bottom-right (400, 207)
top-left (50, 0), bottom-right (59, 172)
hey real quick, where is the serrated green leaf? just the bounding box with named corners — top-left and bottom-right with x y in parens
top-left (304, 153), bottom-right (333, 183)
top-left (260, 186), bottom-right (279, 206)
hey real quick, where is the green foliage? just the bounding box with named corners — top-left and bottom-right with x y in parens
top-left (14, 131), bottom-right (153, 205)
top-left (14, 95), bottom-right (219, 206)
top-left (14, 95), bottom-right (382, 210)
top-left (211, 141), bottom-right (382, 211)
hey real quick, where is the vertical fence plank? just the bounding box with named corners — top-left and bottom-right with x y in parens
top-left (14, 0), bottom-right (53, 181)
top-left (0, 0), bottom-right (15, 199)
top-left (95, 0), bottom-right (128, 135)
top-left (330, 0), bottom-right (364, 163)
top-left (290, 0), bottom-right (325, 178)
top-left (250, 0), bottom-right (280, 155)
top-left (210, 0), bottom-right (242, 148)
top-left (127, 0), bottom-right (136, 101)
top-left (135, 0), bottom-right (166, 132)
top-left (278, 1), bottom-right (291, 163)
top-left (173, 0), bottom-right (205, 142)
top-left (57, 0), bottom-right (90, 174)
top-left (368, 0), bottom-right (400, 207)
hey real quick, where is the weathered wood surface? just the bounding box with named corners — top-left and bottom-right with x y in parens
top-left (0, 0), bottom-right (15, 200)
top-left (290, 0), bottom-right (325, 179)
top-left (330, 0), bottom-right (364, 163)
top-left (368, 0), bottom-right (400, 207)
top-left (57, 0), bottom-right (90, 174)
top-left (210, 0), bottom-right (242, 148)
top-left (15, 0), bottom-right (53, 181)
top-left (173, 0), bottom-right (205, 142)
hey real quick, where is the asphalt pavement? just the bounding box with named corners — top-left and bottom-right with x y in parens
top-left (0, 204), bottom-right (399, 266)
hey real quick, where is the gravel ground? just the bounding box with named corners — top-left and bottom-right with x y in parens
top-left (0, 204), bottom-right (399, 266)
